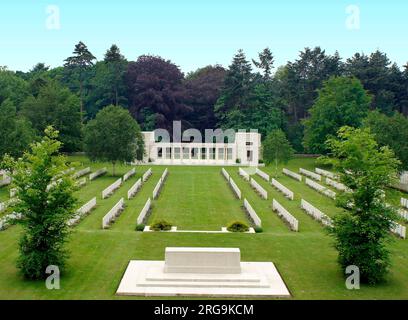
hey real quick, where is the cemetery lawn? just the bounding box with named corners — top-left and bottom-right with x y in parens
top-left (0, 156), bottom-right (407, 300)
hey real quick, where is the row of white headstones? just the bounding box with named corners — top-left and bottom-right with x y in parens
top-left (0, 166), bottom-right (151, 231)
top-left (283, 168), bottom-right (408, 239)
top-left (234, 166), bottom-right (407, 238)
top-left (102, 168), bottom-right (158, 229)
top-left (136, 168), bottom-right (168, 226)
top-left (0, 166), bottom-right (97, 230)
top-left (222, 168), bottom-right (260, 229)
top-left (1, 165), bottom-right (407, 236)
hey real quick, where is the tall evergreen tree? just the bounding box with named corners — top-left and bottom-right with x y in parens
top-left (280, 47), bottom-right (343, 122)
top-left (214, 49), bottom-right (253, 127)
top-left (103, 44), bottom-right (127, 106)
top-left (252, 47), bottom-right (274, 79)
top-left (345, 50), bottom-right (404, 115)
top-left (63, 41), bottom-right (96, 123)
top-left (86, 45), bottom-right (128, 117)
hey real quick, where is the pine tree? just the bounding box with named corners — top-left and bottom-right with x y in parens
top-left (252, 48), bottom-right (274, 79)
top-left (64, 41), bottom-right (96, 123)
top-left (103, 44), bottom-right (127, 106)
top-left (215, 49), bottom-right (253, 127)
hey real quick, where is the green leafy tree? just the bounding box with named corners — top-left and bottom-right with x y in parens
top-left (262, 129), bottom-right (294, 175)
top-left (0, 99), bottom-right (36, 158)
top-left (0, 67), bottom-right (30, 108)
top-left (363, 110), bottom-right (408, 170)
top-left (21, 82), bottom-right (82, 152)
top-left (27, 63), bottom-right (51, 97)
top-left (64, 41), bottom-right (96, 123)
top-left (323, 126), bottom-right (400, 284)
top-left (84, 105), bottom-right (144, 175)
top-left (2, 127), bottom-right (77, 280)
top-left (303, 76), bottom-right (371, 154)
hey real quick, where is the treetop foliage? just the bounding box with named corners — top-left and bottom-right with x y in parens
top-left (83, 105), bottom-right (144, 174)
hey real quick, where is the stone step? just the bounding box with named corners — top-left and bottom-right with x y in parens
top-left (136, 280), bottom-right (270, 288)
top-left (146, 274), bottom-right (261, 283)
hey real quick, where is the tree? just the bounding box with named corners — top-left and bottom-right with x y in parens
top-left (221, 82), bottom-right (285, 137)
top-left (0, 99), bottom-right (36, 158)
top-left (252, 47), bottom-right (274, 79)
top-left (21, 82), bottom-right (82, 152)
top-left (184, 65), bottom-right (226, 132)
top-left (303, 76), bottom-right (371, 154)
top-left (214, 49), bottom-right (253, 127)
top-left (0, 67), bottom-right (30, 108)
top-left (126, 55), bottom-right (191, 132)
top-left (86, 45), bottom-right (128, 117)
top-left (26, 63), bottom-right (51, 97)
top-left (323, 126), bottom-right (400, 284)
top-left (262, 129), bottom-right (294, 175)
top-left (104, 44), bottom-right (128, 106)
top-left (1, 127), bottom-right (77, 279)
top-left (363, 110), bottom-right (408, 170)
top-left (83, 105), bottom-right (144, 175)
top-left (345, 51), bottom-right (405, 114)
top-left (64, 41), bottom-right (96, 123)
top-left (279, 47), bottom-right (343, 122)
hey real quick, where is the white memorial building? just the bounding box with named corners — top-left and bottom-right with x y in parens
top-left (141, 131), bottom-right (261, 166)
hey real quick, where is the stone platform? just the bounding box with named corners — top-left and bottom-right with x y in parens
top-left (116, 247), bottom-right (291, 298)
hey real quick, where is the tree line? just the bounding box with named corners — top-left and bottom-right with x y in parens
top-left (1, 42), bottom-right (408, 168)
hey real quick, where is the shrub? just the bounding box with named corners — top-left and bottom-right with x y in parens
top-left (258, 159), bottom-right (264, 164)
top-left (236, 158), bottom-right (241, 164)
top-left (150, 219), bottom-right (172, 231)
top-left (254, 226), bottom-right (263, 233)
top-left (227, 221), bottom-right (249, 232)
top-left (135, 224), bottom-right (145, 232)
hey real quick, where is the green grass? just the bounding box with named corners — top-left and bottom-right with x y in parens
top-left (148, 167), bottom-right (248, 230)
top-left (0, 156), bottom-right (407, 300)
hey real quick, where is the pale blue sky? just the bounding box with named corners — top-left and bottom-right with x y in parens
top-left (0, 0), bottom-right (407, 73)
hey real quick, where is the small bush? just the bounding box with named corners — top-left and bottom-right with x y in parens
top-left (227, 221), bottom-right (249, 232)
top-left (150, 219), bottom-right (172, 231)
top-left (135, 224), bottom-right (145, 232)
top-left (258, 159), bottom-right (264, 164)
top-left (254, 226), bottom-right (263, 233)
top-left (236, 158), bottom-right (241, 164)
